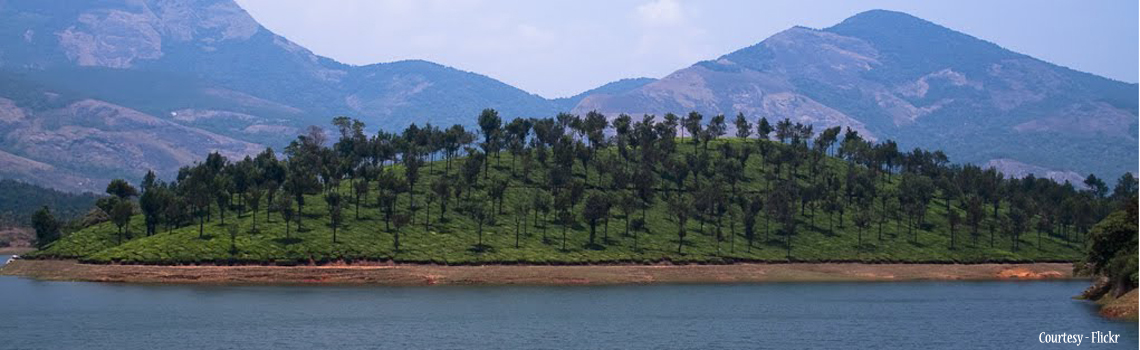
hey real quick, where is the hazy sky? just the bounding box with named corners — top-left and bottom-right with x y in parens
top-left (234, 0), bottom-right (1138, 98)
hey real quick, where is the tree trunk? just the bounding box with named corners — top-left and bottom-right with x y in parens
top-left (950, 224), bottom-right (955, 249)
top-left (561, 222), bottom-right (568, 251)
top-left (603, 217), bottom-right (610, 244)
top-left (677, 229), bottom-right (684, 254)
top-left (990, 222), bottom-right (995, 248)
top-left (296, 201), bottom-right (305, 231)
top-left (973, 225), bottom-right (979, 246)
top-left (715, 216), bottom-right (722, 255)
top-left (877, 217), bottom-right (883, 241)
top-left (409, 190), bottom-right (416, 214)
top-left (764, 215), bottom-right (770, 242)
top-left (589, 220), bottom-right (597, 246)
top-left (785, 231), bottom-right (792, 259)
top-left (729, 219), bottom-right (736, 254)
top-left (624, 215), bottom-right (630, 238)
top-left (633, 221), bottom-right (639, 251)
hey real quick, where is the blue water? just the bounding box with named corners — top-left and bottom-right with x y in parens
top-left (1, 255), bottom-right (1134, 350)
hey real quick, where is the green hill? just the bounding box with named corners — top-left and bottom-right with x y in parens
top-left (32, 115), bottom-right (1096, 264)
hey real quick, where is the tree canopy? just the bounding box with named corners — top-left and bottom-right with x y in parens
top-left (27, 110), bottom-right (1120, 265)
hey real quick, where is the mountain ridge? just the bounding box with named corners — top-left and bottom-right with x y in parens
top-left (0, 0), bottom-right (575, 191)
top-left (571, 9), bottom-right (1137, 181)
top-left (0, 3), bottom-right (1133, 192)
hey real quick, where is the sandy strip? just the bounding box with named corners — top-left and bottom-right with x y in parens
top-left (0, 247), bottom-right (33, 255)
top-left (0, 259), bottom-right (1078, 286)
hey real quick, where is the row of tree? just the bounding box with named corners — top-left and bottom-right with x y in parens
top-left (36, 109), bottom-right (1137, 258)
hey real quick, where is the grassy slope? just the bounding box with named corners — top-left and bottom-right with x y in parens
top-left (32, 139), bottom-right (1083, 264)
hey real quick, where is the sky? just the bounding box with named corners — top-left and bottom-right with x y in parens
top-left (234, 0), bottom-right (1138, 98)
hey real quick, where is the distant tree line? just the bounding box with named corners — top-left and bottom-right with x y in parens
top-left (0, 179), bottom-right (99, 248)
top-left (0, 179), bottom-right (99, 227)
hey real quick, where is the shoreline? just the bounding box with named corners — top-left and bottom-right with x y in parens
top-left (0, 247), bottom-right (33, 255)
top-left (0, 259), bottom-right (1078, 286)
top-left (1095, 289), bottom-right (1139, 321)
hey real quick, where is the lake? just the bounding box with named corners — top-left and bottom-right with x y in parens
top-left (1, 255), bottom-right (1134, 349)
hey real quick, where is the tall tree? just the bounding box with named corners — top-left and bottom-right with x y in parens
top-left (432, 176), bottom-right (453, 221)
top-left (683, 111), bottom-right (703, 145)
top-left (214, 174), bottom-right (232, 225)
top-left (948, 207), bottom-right (961, 249)
top-left (774, 118), bottom-right (793, 144)
top-left (465, 193), bottom-right (491, 249)
top-left (767, 180), bottom-right (798, 258)
top-left (110, 200), bottom-right (133, 244)
top-left (1111, 173), bottom-right (1137, 203)
top-left (478, 108), bottom-right (502, 178)
top-left (138, 172), bottom-right (169, 237)
top-left (325, 192), bottom-right (342, 243)
top-left (532, 190), bottom-right (552, 242)
top-left (742, 195), bottom-right (763, 252)
top-left (617, 191), bottom-right (639, 250)
top-left (853, 198), bottom-right (872, 247)
top-left (489, 176), bottom-right (510, 215)
top-left (392, 213), bottom-right (410, 251)
top-left (756, 117), bottom-right (772, 141)
top-left (582, 191), bottom-right (611, 247)
top-left (734, 112), bottom-right (753, 140)
top-left (31, 206), bottom-right (61, 248)
top-left (1084, 174), bottom-right (1108, 198)
top-left (275, 195), bottom-right (294, 239)
top-left (669, 194), bottom-right (692, 254)
top-left (105, 179), bottom-right (139, 199)
top-left (352, 177), bottom-right (368, 220)
top-left (245, 185), bottom-right (264, 232)
top-left (284, 154), bottom-right (318, 232)
top-left (704, 114), bottom-right (727, 150)
top-left (965, 195), bottom-right (985, 246)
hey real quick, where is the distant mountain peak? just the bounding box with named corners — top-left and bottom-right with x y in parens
top-left (827, 9), bottom-right (967, 40)
top-left (570, 9), bottom-right (1138, 180)
top-left (836, 9), bottom-right (931, 26)
top-left (824, 8), bottom-right (1021, 78)
top-left (827, 9), bottom-right (968, 44)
